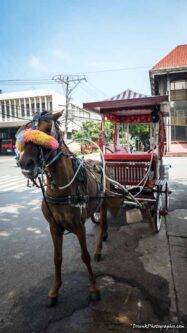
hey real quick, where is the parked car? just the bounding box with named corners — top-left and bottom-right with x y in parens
top-left (0, 139), bottom-right (14, 153)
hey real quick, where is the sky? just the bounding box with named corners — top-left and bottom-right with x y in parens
top-left (0, 0), bottom-right (187, 103)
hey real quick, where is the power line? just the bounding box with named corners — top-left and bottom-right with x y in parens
top-left (0, 81), bottom-right (57, 86)
top-left (79, 82), bottom-right (108, 100)
top-left (69, 65), bottom-right (150, 75)
top-left (78, 84), bottom-right (101, 100)
top-left (0, 65), bottom-right (150, 85)
top-left (70, 118), bottom-right (83, 129)
top-left (0, 78), bottom-right (54, 82)
top-left (70, 114), bottom-right (100, 121)
top-left (85, 81), bottom-right (108, 98)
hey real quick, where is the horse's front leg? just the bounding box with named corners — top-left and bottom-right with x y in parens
top-left (94, 203), bottom-right (107, 262)
top-left (76, 224), bottom-right (100, 301)
top-left (47, 224), bottom-right (63, 307)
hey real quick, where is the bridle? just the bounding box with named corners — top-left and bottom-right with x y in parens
top-left (19, 112), bottom-right (85, 193)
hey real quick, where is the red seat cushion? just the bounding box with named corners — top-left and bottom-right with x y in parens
top-left (104, 152), bottom-right (156, 161)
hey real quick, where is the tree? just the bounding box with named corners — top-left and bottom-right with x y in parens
top-left (129, 124), bottom-right (150, 150)
top-left (73, 120), bottom-right (113, 142)
top-left (103, 121), bottom-right (114, 142)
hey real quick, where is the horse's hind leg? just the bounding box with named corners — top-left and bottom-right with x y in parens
top-left (94, 203), bottom-right (107, 262)
top-left (76, 224), bottom-right (100, 301)
top-left (47, 225), bottom-right (63, 307)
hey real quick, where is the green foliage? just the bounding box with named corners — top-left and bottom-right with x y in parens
top-left (129, 124), bottom-right (150, 149)
top-left (73, 121), bottom-right (150, 151)
top-left (73, 120), bottom-right (99, 141)
top-left (104, 121), bottom-right (114, 142)
top-left (73, 120), bottom-right (113, 142)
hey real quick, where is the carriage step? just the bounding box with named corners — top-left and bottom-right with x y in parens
top-left (126, 208), bottom-right (143, 224)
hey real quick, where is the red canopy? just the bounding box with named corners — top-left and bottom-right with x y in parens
top-left (83, 89), bottom-right (168, 123)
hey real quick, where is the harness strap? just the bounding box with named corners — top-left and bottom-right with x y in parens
top-left (45, 193), bottom-right (101, 205)
top-left (38, 176), bottom-right (71, 234)
top-left (45, 150), bottom-right (72, 168)
top-left (38, 176), bottom-right (58, 223)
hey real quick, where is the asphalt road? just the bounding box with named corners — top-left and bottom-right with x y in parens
top-left (0, 156), bottom-right (186, 332)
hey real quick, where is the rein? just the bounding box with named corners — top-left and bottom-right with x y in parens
top-left (27, 142), bottom-right (140, 207)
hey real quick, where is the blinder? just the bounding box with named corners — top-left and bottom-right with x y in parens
top-left (31, 111), bottom-right (52, 129)
top-left (17, 111), bottom-right (63, 179)
top-left (32, 111), bottom-right (62, 145)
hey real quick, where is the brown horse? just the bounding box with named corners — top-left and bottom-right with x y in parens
top-left (19, 111), bottom-right (122, 307)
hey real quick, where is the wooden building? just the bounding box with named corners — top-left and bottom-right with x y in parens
top-left (150, 44), bottom-right (187, 153)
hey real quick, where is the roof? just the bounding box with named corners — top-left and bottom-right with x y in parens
top-left (0, 89), bottom-right (59, 100)
top-left (152, 44), bottom-right (187, 71)
top-left (83, 92), bottom-right (168, 115)
top-left (108, 89), bottom-right (148, 100)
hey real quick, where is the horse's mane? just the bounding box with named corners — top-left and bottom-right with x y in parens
top-left (16, 111), bottom-right (72, 154)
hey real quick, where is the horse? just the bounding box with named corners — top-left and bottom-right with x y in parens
top-left (17, 111), bottom-right (123, 307)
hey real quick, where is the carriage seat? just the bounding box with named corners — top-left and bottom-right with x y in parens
top-left (104, 152), bottom-right (156, 161)
top-left (104, 152), bottom-right (157, 186)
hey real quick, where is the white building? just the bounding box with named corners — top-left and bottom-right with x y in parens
top-left (0, 89), bottom-right (100, 151)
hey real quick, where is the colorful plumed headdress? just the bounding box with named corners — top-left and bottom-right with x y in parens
top-left (16, 129), bottom-right (59, 152)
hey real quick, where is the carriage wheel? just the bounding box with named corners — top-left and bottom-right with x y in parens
top-left (153, 192), bottom-right (163, 233)
top-left (91, 212), bottom-right (100, 224)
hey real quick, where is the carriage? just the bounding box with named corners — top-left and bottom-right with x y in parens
top-left (83, 93), bottom-right (171, 232)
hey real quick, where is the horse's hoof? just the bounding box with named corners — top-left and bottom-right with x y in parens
top-left (46, 296), bottom-right (58, 308)
top-left (89, 290), bottom-right (101, 302)
top-left (94, 253), bottom-right (101, 262)
top-left (103, 231), bottom-right (108, 242)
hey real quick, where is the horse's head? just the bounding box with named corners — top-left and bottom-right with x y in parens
top-left (18, 111), bottom-right (63, 180)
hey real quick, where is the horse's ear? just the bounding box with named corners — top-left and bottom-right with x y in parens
top-left (52, 110), bottom-right (63, 122)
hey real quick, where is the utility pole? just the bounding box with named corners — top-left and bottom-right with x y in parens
top-left (53, 74), bottom-right (87, 140)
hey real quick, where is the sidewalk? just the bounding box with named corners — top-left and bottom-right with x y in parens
top-left (164, 157), bottom-right (187, 325)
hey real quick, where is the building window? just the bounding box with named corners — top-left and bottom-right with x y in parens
top-left (21, 101), bottom-right (25, 117)
top-left (171, 80), bottom-right (187, 90)
top-left (171, 126), bottom-right (187, 141)
top-left (42, 102), bottom-right (45, 111)
top-left (46, 96), bottom-right (52, 111)
top-left (11, 101), bottom-right (15, 118)
top-left (170, 80), bottom-right (187, 101)
top-left (30, 98), bottom-right (34, 114)
top-left (171, 101), bottom-right (187, 126)
top-left (6, 101), bottom-right (10, 118)
top-left (36, 102), bottom-right (40, 112)
top-left (26, 103), bottom-right (30, 117)
top-left (1, 102), bottom-right (5, 119)
top-left (15, 100), bottom-right (19, 117)
top-left (31, 103), bottom-right (35, 114)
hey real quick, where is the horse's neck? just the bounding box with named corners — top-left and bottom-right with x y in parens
top-left (46, 150), bottom-right (75, 196)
